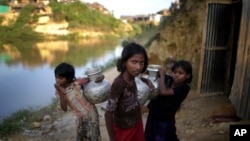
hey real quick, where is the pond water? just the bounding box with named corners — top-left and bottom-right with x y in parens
top-left (0, 39), bottom-right (123, 120)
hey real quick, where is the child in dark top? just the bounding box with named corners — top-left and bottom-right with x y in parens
top-left (105, 42), bottom-right (154, 141)
top-left (145, 60), bottom-right (193, 141)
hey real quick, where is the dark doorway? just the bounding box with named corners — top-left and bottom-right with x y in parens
top-left (197, 1), bottom-right (242, 96)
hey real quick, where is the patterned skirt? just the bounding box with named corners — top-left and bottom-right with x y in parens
top-left (76, 106), bottom-right (101, 141)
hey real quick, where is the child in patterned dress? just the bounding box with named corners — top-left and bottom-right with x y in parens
top-left (54, 62), bottom-right (103, 141)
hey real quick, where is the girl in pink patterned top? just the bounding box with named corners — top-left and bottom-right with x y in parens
top-left (54, 62), bottom-right (103, 141)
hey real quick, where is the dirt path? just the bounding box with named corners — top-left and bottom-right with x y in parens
top-left (7, 67), bottom-right (250, 141)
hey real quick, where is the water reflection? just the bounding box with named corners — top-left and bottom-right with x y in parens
top-left (0, 40), bottom-right (123, 120)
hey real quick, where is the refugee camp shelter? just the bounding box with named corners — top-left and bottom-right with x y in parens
top-left (197, 0), bottom-right (250, 120)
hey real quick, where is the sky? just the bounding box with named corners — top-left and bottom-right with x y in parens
top-left (83, 0), bottom-right (175, 18)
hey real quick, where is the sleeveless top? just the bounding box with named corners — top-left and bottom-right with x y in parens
top-left (64, 82), bottom-right (93, 117)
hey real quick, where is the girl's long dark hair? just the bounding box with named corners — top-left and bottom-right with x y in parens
top-left (117, 42), bottom-right (148, 73)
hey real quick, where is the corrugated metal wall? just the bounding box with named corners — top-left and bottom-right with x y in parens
top-left (229, 0), bottom-right (250, 120)
top-left (198, 3), bottom-right (233, 95)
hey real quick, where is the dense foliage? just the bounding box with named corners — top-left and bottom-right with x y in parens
top-left (0, 0), bottom-right (8, 5)
top-left (49, 1), bottom-right (122, 31)
top-left (0, 1), bottom-right (142, 45)
top-left (0, 4), bottom-right (43, 45)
